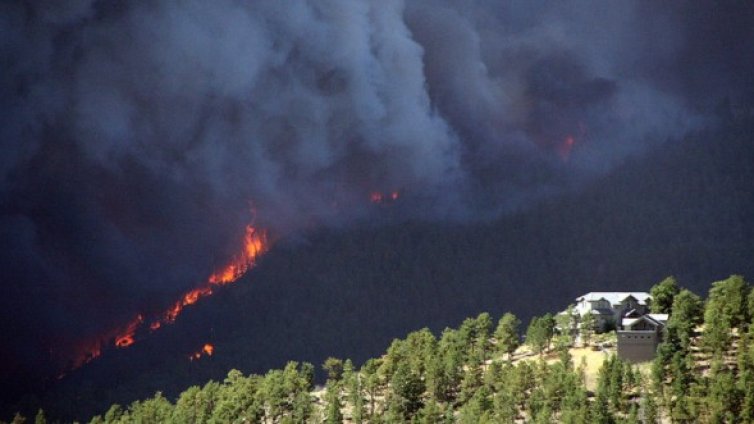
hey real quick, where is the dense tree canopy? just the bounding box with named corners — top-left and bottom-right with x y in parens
top-left (7, 274), bottom-right (754, 423)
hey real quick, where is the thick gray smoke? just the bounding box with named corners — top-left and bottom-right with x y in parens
top-left (1, 0), bottom-right (752, 383)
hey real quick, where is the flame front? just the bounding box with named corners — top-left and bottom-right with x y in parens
top-left (209, 225), bottom-right (266, 285)
top-left (65, 224), bottom-right (268, 373)
top-left (145, 225), bottom-right (267, 330)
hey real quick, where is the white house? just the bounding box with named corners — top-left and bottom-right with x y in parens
top-left (572, 292), bottom-right (652, 331)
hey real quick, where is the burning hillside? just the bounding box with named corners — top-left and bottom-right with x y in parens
top-left (61, 225), bottom-right (267, 376)
top-left (2, 0), bottom-right (753, 413)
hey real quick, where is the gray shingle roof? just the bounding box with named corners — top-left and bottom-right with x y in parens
top-left (576, 292), bottom-right (651, 305)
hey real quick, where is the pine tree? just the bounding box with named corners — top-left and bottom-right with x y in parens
top-left (33, 410), bottom-right (45, 424)
top-left (715, 275), bottom-right (750, 327)
top-left (458, 356), bottom-right (482, 405)
top-left (494, 312), bottom-right (520, 362)
top-left (459, 386), bottom-right (492, 424)
top-left (361, 359), bottom-right (381, 419)
top-left (580, 312), bottom-right (596, 347)
top-left (492, 386), bottom-right (518, 423)
top-left (417, 398), bottom-right (442, 424)
top-left (388, 361), bottom-right (425, 419)
top-left (291, 391), bottom-right (313, 424)
top-left (533, 402), bottom-right (552, 424)
top-left (442, 404), bottom-right (456, 424)
top-left (626, 403), bottom-right (639, 424)
top-left (473, 312), bottom-right (494, 361)
top-left (668, 350), bottom-right (695, 421)
top-left (132, 392), bottom-right (173, 423)
top-left (593, 387), bottom-right (614, 424)
top-left (212, 370), bottom-right (264, 422)
top-left (748, 286), bottom-right (754, 325)
top-left (651, 342), bottom-right (673, 399)
top-left (173, 386), bottom-right (209, 424)
top-left (666, 289), bottom-right (703, 352)
top-left (641, 390), bottom-right (658, 424)
top-left (526, 315), bottom-right (554, 357)
top-left (608, 358), bottom-right (624, 412)
top-left (703, 275), bottom-right (751, 353)
top-left (261, 370), bottom-right (289, 422)
top-left (324, 380), bottom-right (344, 424)
top-left (505, 360), bottom-right (533, 414)
top-left (555, 305), bottom-right (576, 347)
top-left (739, 369), bottom-right (754, 423)
top-left (708, 370), bottom-right (742, 422)
top-left (323, 357), bottom-right (345, 382)
top-left (649, 276), bottom-right (680, 313)
top-left (104, 404), bottom-right (124, 423)
top-left (437, 329), bottom-right (463, 403)
top-left (344, 359), bottom-right (365, 423)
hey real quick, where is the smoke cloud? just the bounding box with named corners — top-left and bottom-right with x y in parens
top-left (1, 0), bottom-right (752, 386)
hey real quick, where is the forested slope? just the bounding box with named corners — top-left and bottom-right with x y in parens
top-left (17, 115), bottom-right (754, 421)
top-left (13, 275), bottom-right (754, 423)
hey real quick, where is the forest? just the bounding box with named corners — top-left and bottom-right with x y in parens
top-left (10, 274), bottom-right (754, 423)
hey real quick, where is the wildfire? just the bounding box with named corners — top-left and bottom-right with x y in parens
top-left (141, 224), bottom-right (267, 333)
top-left (62, 339), bottom-right (103, 377)
top-left (370, 191), bottom-right (399, 204)
top-left (189, 343), bottom-right (215, 361)
top-left (114, 315), bottom-right (144, 348)
top-left (65, 224), bottom-right (267, 375)
top-left (209, 225), bottom-right (266, 285)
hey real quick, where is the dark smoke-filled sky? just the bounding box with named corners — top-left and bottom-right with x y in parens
top-left (1, 0), bottom-right (753, 387)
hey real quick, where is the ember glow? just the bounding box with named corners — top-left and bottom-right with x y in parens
top-left (114, 315), bottom-right (144, 348)
top-left (66, 225), bottom-right (267, 374)
top-left (370, 191), bottom-right (400, 204)
top-left (559, 135), bottom-right (576, 161)
top-left (189, 343), bottom-right (215, 361)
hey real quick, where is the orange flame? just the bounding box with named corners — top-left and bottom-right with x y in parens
top-left (209, 226), bottom-right (266, 285)
top-left (203, 343), bottom-right (214, 355)
top-left (114, 315), bottom-right (143, 348)
top-left (64, 224), bottom-right (267, 374)
top-left (147, 225), bottom-right (267, 329)
top-left (189, 343), bottom-right (215, 361)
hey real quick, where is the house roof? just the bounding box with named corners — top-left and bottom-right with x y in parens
top-left (576, 292), bottom-right (651, 305)
top-left (622, 314), bottom-right (665, 330)
top-left (647, 313), bottom-right (668, 324)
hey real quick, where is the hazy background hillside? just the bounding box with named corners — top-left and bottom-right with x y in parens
top-left (28, 112), bottom-right (754, 421)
